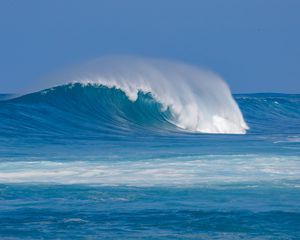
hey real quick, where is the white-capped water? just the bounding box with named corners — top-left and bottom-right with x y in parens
top-left (1, 155), bottom-right (299, 186)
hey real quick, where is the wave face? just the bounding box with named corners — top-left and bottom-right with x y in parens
top-left (28, 57), bottom-right (248, 134)
top-left (2, 83), bottom-right (176, 137)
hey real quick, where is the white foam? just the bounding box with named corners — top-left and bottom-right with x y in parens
top-left (0, 155), bottom-right (299, 186)
top-left (39, 56), bottom-right (249, 134)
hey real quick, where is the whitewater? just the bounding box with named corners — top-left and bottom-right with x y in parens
top-left (0, 57), bottom-right (299, 239)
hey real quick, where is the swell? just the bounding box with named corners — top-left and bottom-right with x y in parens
top-left (236, 93), bottom-right (300, 134)
top-left (0, 84), bottom-right (299, 139)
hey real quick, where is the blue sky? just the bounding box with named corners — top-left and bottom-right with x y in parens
top-left (0, 0), bottom-right (299, 93)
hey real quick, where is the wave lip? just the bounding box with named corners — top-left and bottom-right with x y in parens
top-left (40, 57), bottom-right (249, 134)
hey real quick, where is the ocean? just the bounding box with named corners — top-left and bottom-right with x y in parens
top-left (0, 59), bottom-right (299, 239)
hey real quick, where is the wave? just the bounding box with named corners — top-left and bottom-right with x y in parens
top-left (5, 57), bottom-right (249, 134)
top-left (5, 83), bottom-right (177, 136)
top-left (2, 84), bottom-right (299, 138)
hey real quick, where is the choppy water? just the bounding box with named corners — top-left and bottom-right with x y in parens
top-left (0, 83), bottom-right (299, 239)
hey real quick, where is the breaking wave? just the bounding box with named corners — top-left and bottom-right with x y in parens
top-left (8, 57), bottom-right (248, 134)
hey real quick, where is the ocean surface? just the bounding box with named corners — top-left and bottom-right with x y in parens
top-left (0, 79), bottom-right (299, 239)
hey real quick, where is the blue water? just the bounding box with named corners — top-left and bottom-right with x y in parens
top-left (0, 84), bottom-right (299, 239)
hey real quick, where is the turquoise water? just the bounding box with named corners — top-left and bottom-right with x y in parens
top-left (0, 84), bottom-right (299, 239)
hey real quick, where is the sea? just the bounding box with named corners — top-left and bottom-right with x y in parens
top-left (0, 59), bottom-right (299, 239)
